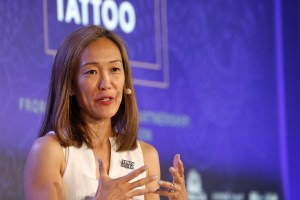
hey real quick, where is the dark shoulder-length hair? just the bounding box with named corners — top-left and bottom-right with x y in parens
top-left (39, 25), bottom-right (139, 151)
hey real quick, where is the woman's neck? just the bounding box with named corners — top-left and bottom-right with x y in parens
top-left (88, 118), bottom-right (113, 148)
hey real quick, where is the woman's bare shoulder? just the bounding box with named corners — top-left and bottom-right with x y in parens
top-left (23, 134), bottom-right (65, 199)
top-left (138, 140), bottom-right (161, 200)
top-left (26, 134), bottom-right (64, 161)
top-left (32, 134), bottom-right (63, 151)
top-left (24, 134), bottom-right (65, 176)
top-left (138, 140), bottom-right (158, 154)
top-left (138, 140), bottom-right (160, 170)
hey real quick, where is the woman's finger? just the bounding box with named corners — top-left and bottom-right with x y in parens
top-left (169, 167), bottom-right (182, 184)
top-left (128, 175), bottom-right (158, 190)
top-left (154, 189), bottom-right (177, 198)
top-left (158, 180), bottom-right (176, 190)
top-left (127, 187), bottom-right (157, 197)
top-left (177, 159), bottom-right (185, 178)
top-left (117, 165), bottom-right (149, 183)
top-left (98, 159), bottom-right (109, 179)
top-left (96, 159), bottom-right (109, 197)
top-left (173, 154), bottom-right (180, 169)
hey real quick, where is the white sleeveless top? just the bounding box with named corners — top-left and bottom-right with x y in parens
top-left (48, 131), bottom-right (146, 200)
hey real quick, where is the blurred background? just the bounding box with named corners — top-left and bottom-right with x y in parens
top-left (0, 0), bottom-right (299, 199)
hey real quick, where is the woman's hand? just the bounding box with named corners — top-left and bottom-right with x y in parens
top-left (155, 154), bottom-right (188, 200)
top-left (94, 160), bottom-right (158, 200)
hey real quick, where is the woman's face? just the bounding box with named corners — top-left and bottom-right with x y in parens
top-left (74, 37), bottom-right (125, 122)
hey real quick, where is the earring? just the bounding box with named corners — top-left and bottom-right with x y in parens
top-left (125, 88), bottom-right (132, 95)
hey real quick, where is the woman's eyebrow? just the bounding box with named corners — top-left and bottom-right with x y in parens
top-left (80, 59), bottom-right (122, 67)
top-left (109, 59), bottom-right (122, 64)
top-left (80, 61), bottom-right (99, 67)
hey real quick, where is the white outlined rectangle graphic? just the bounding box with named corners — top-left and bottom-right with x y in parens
top-left (43, 0), bottom-right (169, 88)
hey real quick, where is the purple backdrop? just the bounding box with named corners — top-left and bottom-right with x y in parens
top-left (0, 0), bottom-right (299, 199)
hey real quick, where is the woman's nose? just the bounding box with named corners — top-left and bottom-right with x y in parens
top-left (99, 73), bottom-right (111, 90)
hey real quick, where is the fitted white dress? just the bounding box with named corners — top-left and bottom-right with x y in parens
top-left (48, 131), bottom-right (146, 200)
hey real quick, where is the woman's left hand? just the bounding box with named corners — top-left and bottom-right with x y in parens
top-left (154, 154), bottom-right (188, 200)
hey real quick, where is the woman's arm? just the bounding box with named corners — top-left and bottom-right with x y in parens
top-left (23, 135), bottom-right (65, 200)
top-left (139, 140), bottom-right (161, 200)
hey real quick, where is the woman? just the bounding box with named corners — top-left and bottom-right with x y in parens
top-left (23, 25), bottom-right (187, 200)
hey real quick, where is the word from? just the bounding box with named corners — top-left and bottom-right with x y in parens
top-left (56, 0), bottom-right (136, 33)
top-left (19, 97), bottom-right (46, 114)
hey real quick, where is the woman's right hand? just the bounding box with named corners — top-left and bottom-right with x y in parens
top-left (94, 160), bottom-right (158, 200)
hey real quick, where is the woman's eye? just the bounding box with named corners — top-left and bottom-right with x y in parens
top-left (112, 67), bottom-right (120, 72)
top-left (86, 70), bottom-right (97, 74)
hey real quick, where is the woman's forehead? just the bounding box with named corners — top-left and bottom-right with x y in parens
top-left (80, 38), bottom-right (122, 65)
